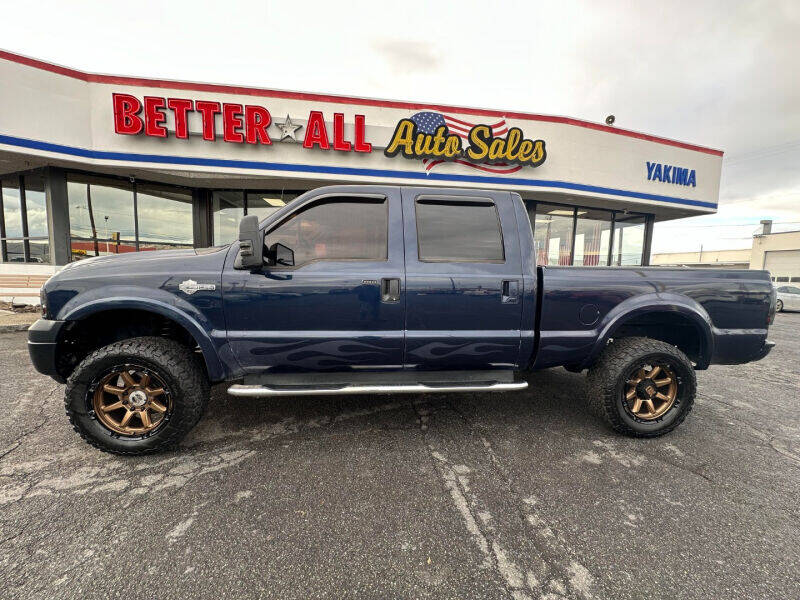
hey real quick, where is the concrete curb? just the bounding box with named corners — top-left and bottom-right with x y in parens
top-left (0, 324), bottom-right (32, 333)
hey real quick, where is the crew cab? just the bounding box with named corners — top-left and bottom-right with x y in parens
top-left (28, 185), bottom-right (776, 454)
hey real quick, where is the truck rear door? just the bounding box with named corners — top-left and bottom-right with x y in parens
top-left (401, 188), bottom-right (524, 370)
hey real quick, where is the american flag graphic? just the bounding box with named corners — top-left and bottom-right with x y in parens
top-left (409, 111), bottom-right (523, 174)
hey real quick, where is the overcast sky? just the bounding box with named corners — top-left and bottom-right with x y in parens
top-left (3, 0), bottom-right (799, 253)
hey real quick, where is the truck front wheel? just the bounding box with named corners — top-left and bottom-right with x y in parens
top-left (586, 337), bottom-right (696, 437)
top-left (65, 337), bottom-right (209, 455)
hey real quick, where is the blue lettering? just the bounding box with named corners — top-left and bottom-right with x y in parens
top-left (687, 170), bottom-right (696, 187)
top-left (653, 164), bottom-right (662, 182)
top-left (675, 168), bottom-right (687, 186)
top-left (663, 165), bottom-right (672, 183)
top-left (646, 161), bottom-right (657, 180)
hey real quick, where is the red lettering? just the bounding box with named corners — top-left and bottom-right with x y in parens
top-left (353, 114), bottom-right (372, 153)
top-left (143, 97), bottom-right (168, 137)
top-left (112, 93), bottom-right (143, 135)
top-left (332, 113), bottom-right (352, 152)
top-left (302, 111), bottom-right (330, 150)
top-left (195, 100), bottom-right (221, 141)
top-left (245, 105), bottom-right (272, 145)
top-left (167, 98), bottom-right (193, 139)
top-left (223, 103), bottom-right (245, 143)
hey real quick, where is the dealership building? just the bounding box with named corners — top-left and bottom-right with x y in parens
top-left (0, 50), bottom-right (723, 301)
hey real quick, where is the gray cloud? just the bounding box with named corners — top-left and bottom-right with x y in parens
top-left (371, 40), bottom-right (441, 74)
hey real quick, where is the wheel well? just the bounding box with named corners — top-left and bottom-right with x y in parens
top-left (610, 311), bottom-right (708, 367)
top-left (55, 309), bottom-right (205, 380)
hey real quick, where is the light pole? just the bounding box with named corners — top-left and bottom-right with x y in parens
top-left (104, 216), bottom-right (110, 254)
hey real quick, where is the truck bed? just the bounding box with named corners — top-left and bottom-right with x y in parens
top-left (532, 266), bottom-right (774, 370)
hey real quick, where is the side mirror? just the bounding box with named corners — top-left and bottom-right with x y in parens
top-left (234, 215), bottom-right (263, 269)
top-left (266, 242), bottom-right (295, 267)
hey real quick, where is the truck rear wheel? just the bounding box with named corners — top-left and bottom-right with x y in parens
top-left (65, 337), bottom-right (209, 455)
top-left (586, 337), bottom-right (696, 437)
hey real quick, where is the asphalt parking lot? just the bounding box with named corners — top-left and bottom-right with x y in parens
top-left (0, 314), bottom-right (798, 600)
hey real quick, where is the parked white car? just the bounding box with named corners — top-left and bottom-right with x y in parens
top-left (775, 284), bottom-right (800, 312)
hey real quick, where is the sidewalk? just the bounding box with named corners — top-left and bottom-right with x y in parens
top-left (0, 309), bottom-right (39, 332)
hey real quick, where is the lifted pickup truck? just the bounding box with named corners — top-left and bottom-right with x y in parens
top-left (28, 185), bottom-right (776, 454)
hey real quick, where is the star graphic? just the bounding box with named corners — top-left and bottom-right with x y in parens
top-left (274, 114), bottom-right (303, 142)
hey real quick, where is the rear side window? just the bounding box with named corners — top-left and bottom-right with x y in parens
top-left (265, 197), bottom-right (387, 267)
top-left (415, 197), bottom-right (504, 262)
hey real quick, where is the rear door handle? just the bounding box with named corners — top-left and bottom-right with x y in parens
top-left (501, 279), bottom-right (519, 304)
top-left (381, 277), bottom-right (401, 303)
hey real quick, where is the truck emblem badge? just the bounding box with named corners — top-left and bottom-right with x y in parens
top-left (178, 279), bottom-right (216, 295)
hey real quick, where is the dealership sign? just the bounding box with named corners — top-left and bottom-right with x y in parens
top-left (646, 161), bottom-right (697, 187)
top-left (385, 112), bottom-right (546, 170)
top-left (112, 94), bottom-right (546, 173)
top-left (112, 94), bottom-right (372, 152)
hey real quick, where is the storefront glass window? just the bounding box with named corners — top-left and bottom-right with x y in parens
top-left (137, 185), bottom-right (193, 250)
top-left (532, 203), bottom-right (574, 266)
top-left (612, 214), bottom-right (646, 265)
top-left (574, 208), bottom-right (612, 266)
top-left (68, 175), bottom-right (135, 260)
top-left (23, 174), bottom-right (50, 263)
top-left (1, 177), bottom-right (23, 239)
top-left (212, 191), bottom-right (244, 245)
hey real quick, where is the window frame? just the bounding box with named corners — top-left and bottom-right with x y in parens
top-left (263, 193), bottom-right (390, 270)
top-left (414, 195), bottom-right (506, 264)
top-left (66, 170), bottom-right (196, 260)
top-left (0, 171), bottom-right (51, 264)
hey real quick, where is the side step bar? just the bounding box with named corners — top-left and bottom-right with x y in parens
top-left (228, 381), bottom-right (528, 397)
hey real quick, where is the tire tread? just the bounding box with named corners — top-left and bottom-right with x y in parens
top-left (586, 336), bottom-right (696, 438)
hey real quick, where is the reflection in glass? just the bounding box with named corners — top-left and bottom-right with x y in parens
top-left (532, 204), bottom-right (574, 266)
top-left (1, 178), bottom-right (23, 238)
top-left (246, 192), bottom-right (298, 223)
top-left (24, 175), bottom-right (49, 238)
top-left (28, 241), bottom-right (50, 263)
top-left (137, 185), bottom-right (193, 248)
top-left (613, 215), bottom-right (645, 265)
top-left (574, 208), bottom-right (612, 266)
top-left (212, 191), bottom-right (244, 245)
top-left (265, 198), bottom-right (387, 266)
top-left (68, 176), bottom-right (135, 260)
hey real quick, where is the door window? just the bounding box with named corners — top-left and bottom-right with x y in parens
top-left (415, 197), bottom-right (504, 262)
top-left (265, 197), bottom-right (388, 267)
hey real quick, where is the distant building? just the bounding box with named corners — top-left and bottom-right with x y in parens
top-left (651, 220), bottom-right (800, 282)
top-left (651, 248), bottom-right (751, 269)
top-left (750, 221), bottom-right (800, 282)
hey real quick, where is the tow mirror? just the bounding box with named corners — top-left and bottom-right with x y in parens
top-left (234, 215), bottom-right (263, 269)
top-left (266, 242), bottom-right (295, 267)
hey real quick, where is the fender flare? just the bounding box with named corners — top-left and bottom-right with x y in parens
top-left (61, 296), bottom-right (226, 381)
top-left (580, 292), bottom-right (714, 369)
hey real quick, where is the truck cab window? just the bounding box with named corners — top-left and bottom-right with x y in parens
top-left (264, 197), bottom-right (387, 267)
top-left (415, 198), bottom-right (504, 262)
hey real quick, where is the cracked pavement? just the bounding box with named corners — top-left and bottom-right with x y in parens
top-left (1, 312), bottom-right (798, 599)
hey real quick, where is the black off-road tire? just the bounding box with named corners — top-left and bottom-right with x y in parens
top-left (776, 299), bottom-right (783, 312)
top-left (65, 337), bottom-right (209, 455)
top-left (586, 337), bottom-right (696, 438)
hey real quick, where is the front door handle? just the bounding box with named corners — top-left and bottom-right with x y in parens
top-left (501, 279), bottom-right (519, 304)
top-left (381, 277), bottom-right (401, 303)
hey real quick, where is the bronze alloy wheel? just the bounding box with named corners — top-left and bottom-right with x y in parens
top-left (91, 365), bottom-right (173, 436)
top-left (623, 362), bottom-right (678, 420)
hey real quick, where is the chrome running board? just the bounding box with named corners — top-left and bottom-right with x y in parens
top-left (227, 381), bottom-right (527, 397)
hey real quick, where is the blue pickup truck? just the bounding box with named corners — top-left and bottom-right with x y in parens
top-left (28, 185), bottom-right (776, 454)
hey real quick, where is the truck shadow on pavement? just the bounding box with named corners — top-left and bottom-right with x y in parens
top-left (182, 367), bottom-right (600, 451)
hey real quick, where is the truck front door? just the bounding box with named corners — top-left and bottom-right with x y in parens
top-left (401, 189), bottom-right (524, 371)
top-left (222, 189), bottom-right (405, 373)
